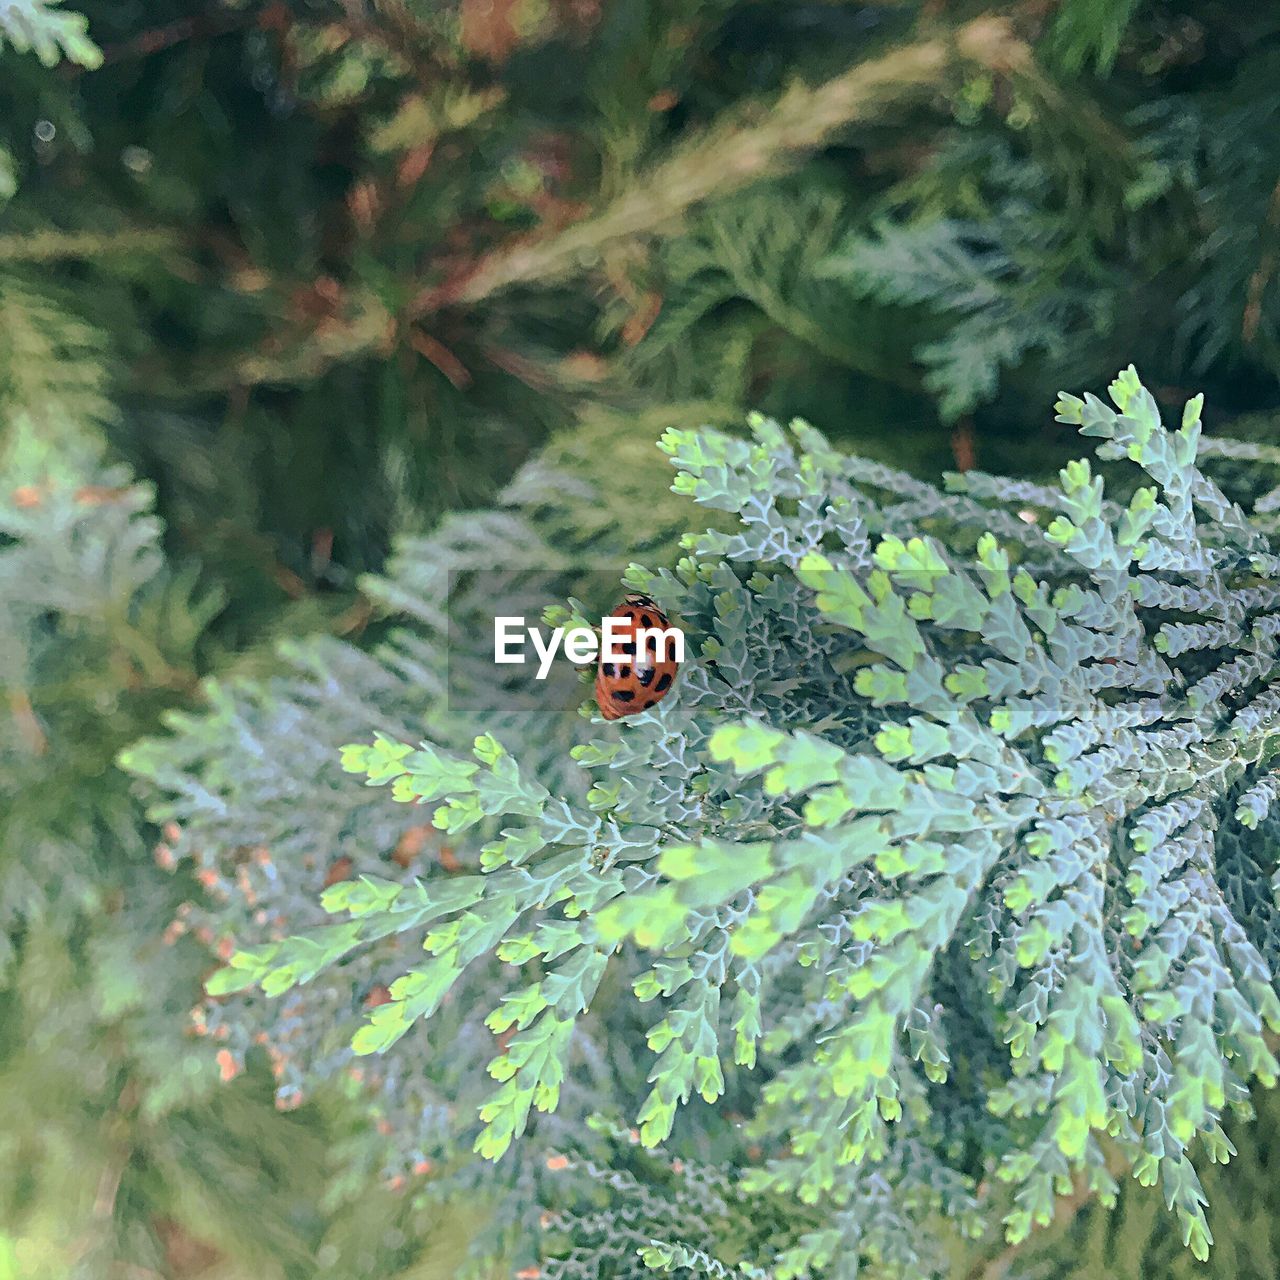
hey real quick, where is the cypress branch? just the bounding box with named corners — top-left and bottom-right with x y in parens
top-left (217, 16), bottom-right (1031, 389)
top-left (0, 227), bottom-right (175, 263)
top-left (410, 17), bottom-right (1029, 315)
top-left (133, 367), bottom-right (1280, 1276)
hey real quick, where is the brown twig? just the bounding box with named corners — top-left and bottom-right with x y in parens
top-left (9, 689), bottom-right (47, 755)
top-left (964, 1177), bottom-right (1097, 1280)
top-left (66, 6), bottom-right (268, 73)
top-left (478, 342), bottom-right (559, 392)
top-left (1243, 176), bottom-right (1280, 344)
top-left (410, 330), bottom-right (473, 389)
top-left (87, 1077), bottom-right (139, 1235)
top-left (951, 416), bottom-right (978, 471)
top-left (963, 1138), bottom-right (1132, 1280)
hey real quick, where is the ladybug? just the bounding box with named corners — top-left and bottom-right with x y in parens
top-left (594, 593), bottom-right (681, 720)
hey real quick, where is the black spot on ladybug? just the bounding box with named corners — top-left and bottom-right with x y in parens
top-left (618, 642), bottom-right (636, 656)
top-left (646, 634), bottom-right (659, 652)
top-left (637, 666), bottom-right (655, 686)
top-left (655, 673), bottom-right (673, 692)
top-left (602, 663), bottom-right (615, 676)
top-left (640, 613), bottom-right (653, 628)
top-left (613, 690), bottom-right (635, 703)
top-left (619, 665), bottom-right (630, 677)
top-left (643, 698), bottom-right (656, 708)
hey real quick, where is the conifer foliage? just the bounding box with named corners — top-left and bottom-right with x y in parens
top-left (135, 369), bottom-right (1280, 1276)
top-left (13, 1), bottom-right (1280, 1277)
top-left (0, 0), bottom-right (98, 67)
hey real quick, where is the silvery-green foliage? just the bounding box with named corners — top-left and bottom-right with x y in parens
top-left (821, 137), bottom-right (1125, 423)
top-left (0, 275), bottom-right (116, 437)
top-left (121, 406), bottom-right (716, 1267)
top-left (0, 414), bottom-right (219, 957)
top-left (0, 404), bottom-right (396, 1276)
top-left (137, 369), bottom-right (1280, 1276)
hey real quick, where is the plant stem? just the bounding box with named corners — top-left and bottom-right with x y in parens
top-left (409, 16), bottom-right (1029, 316)
top-left (215, 16), bottom-right (1030, 388)
top-left (0, 228), bottom-right (175, 263)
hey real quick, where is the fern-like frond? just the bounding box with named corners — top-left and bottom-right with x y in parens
top-left (1045, 0), bottom-right (1143, 73)
top-left (0, 274), bottom-right (114, 447)
top-left (624, 181), bottom-right (903, 401)
top-left (821, 134), bottom-right (1140, 421)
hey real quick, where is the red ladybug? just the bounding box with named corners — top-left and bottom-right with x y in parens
top-left (594, 594), bottom-right (681, 720)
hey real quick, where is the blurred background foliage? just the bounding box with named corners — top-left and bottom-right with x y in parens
top-left (5, 0), bottom-right (1280, 1275)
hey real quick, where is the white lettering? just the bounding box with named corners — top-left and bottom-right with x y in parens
top-left (601, 617), bottom-right (631, 663)
top-left (529, 626), bottom-right (564, 680)
top-left (494, 617), bottom-right (525, 663)
top-left (634, 625), bottom-right (684, 664)
top-left (491, 613), bottom-right (684, 674)
top-left (563, 626), bottom-right (599, 664)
